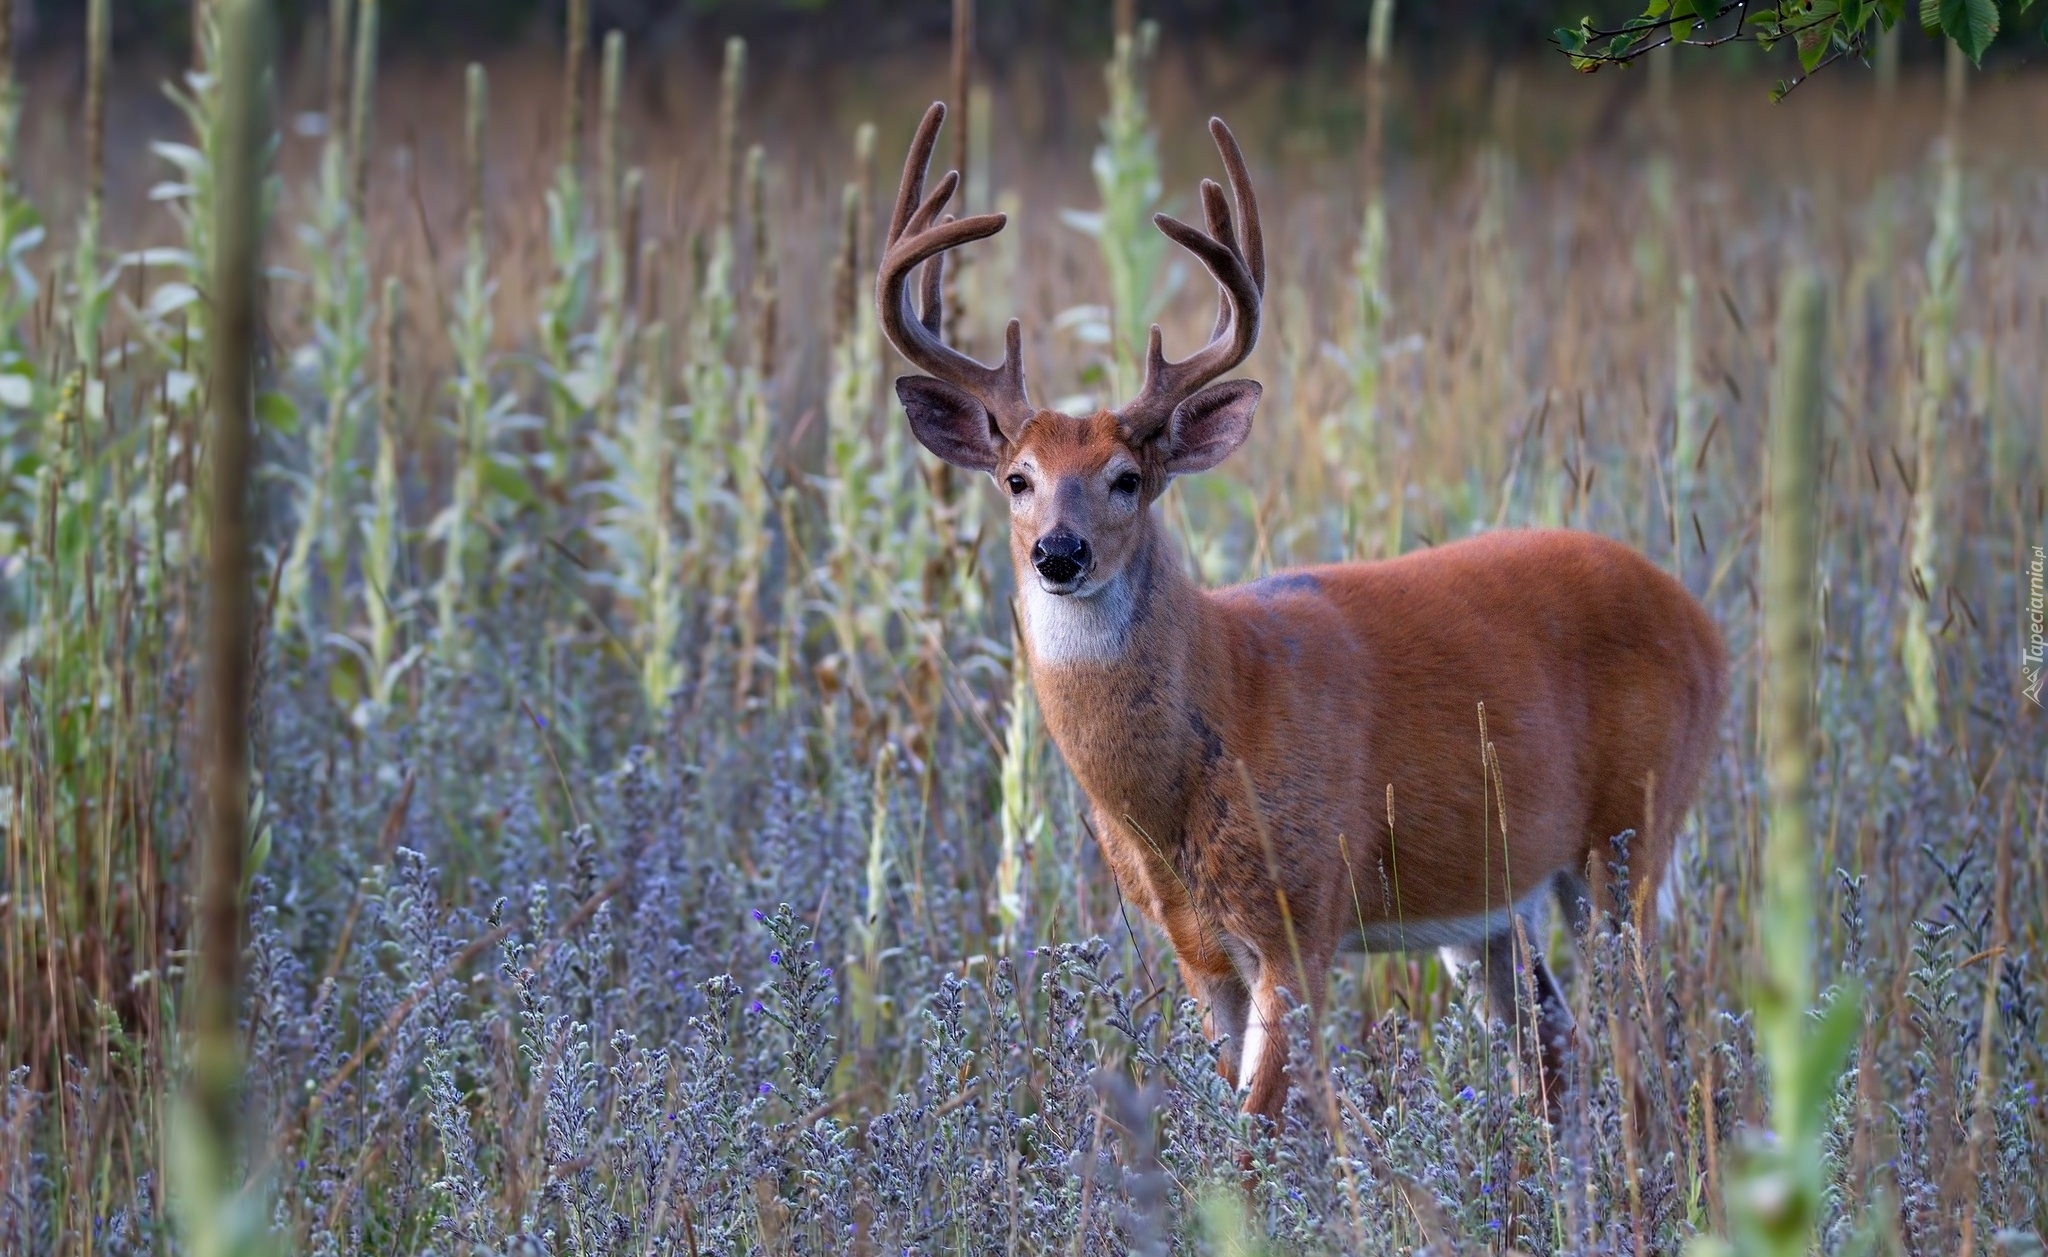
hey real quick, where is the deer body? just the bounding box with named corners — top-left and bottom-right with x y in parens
top-left (1024, 520), bottom-right (1724, 1115)
top-left (877, 103), bottom-right (1728, 1124)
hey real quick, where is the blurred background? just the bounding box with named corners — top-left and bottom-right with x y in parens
top-left (18, 0), bottom-right (2037, 59)
top-left (1, 0), bottom-right (2042, 1252)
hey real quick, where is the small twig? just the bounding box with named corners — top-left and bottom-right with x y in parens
top-left (521, 698), bottom-right (583, 831)
top-left (1772, 43), bottom-right (1855, 101)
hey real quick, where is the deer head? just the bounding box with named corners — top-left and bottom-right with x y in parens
top-left (878, 102), bottom-right (1266, 601)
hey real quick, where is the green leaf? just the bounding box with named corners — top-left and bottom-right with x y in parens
top-left (1792, 989), bottom-right (1862, 1145)
top-left (1554, 25), bottom-right (1589, 52)
top-left (1920, 0), bottom-right (1943, 32)
top-left (244, 820), bottom-right (272, 889)
top-left (1671, 0), bottom-right (1697, 41)
top-left (1797, 12), bottom-right (1841, 69)
top-left (483, 456), bottom-right (539, 509)
top-left (1939, 0), bottom-right (2000, 62)
top-left (256, 391), bottom-right (299, 436)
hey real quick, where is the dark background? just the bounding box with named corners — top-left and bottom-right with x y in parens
top-left (11, 0), bottom-right (2032, 66)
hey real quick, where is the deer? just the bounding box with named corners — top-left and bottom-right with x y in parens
top-left (876, 101), bottom-right (1728, 1124)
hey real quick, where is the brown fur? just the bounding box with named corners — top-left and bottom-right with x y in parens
top-left (992, 408), bottom-right (1727, 1124)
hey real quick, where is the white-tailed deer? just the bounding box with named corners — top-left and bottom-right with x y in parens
top-left (878, 102), bottom-right (1728, 1122)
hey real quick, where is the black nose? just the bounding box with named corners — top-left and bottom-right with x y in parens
top-left (1032, 532), bottom-right (1091, 585)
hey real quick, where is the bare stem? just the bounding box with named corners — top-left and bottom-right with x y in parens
top-left (190, 2), bottom-right (268, 1252)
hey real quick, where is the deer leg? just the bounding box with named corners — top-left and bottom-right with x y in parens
top-left (1237, 952), bottom-right (1328, 1125)
top-left (1194, 965), bottom-right (1252, 1088)
top-left (1528, 950), bottom-right (1577, 1110)
top-left (1553, 868), bottom-right (1595, 940)
top-left (1442, 923), bottom-right (1575, 1105)
top-left (1238, 968), bottom-right (1288, 1123)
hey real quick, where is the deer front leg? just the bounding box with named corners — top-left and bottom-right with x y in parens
top-left (1235, 949), bottom-right (1328, 1125)
top-left (1188, 964), bottom-right (1252, 1087)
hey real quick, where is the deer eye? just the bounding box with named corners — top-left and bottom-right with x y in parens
top-left (1006, 474), bottom-right (1031, 495)
top-left (1111, 470), bottom-right (1142, 495)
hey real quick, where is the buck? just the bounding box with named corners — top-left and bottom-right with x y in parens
top-left (877, 103), bottom-right (1728, 1122)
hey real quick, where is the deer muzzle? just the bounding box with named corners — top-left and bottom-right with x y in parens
top-left (1031, 530), bottom-right (1092, 592)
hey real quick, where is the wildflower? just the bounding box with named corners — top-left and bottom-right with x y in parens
top-left (752, 908), bottom-right (765, 922)
top-left (769, 949), bottom-right (782, 966)
top-left (758, 1082), bottom-right (772, 1095)
top-left (1456, 1086), bottom-right (1475, 1103)
top-left (749, 1000), bottom-right (764, 1015)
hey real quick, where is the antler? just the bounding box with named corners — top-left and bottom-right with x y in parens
top-left (1117, 117), bottom-right (1266, 443)
top-left (876, 102), bottom-right (1034, 442)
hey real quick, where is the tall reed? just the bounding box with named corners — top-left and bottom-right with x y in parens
top-left (434, 63), bottom-right (494, 663)
top-left (1337, 0), bottom-right (1394, 557)
top-left (538, 0), bottom-right (594, 499)
top-left (1699, 267), bottom-right (1859, 1257)
top-left (1902, 42), bottom-right (1966, 743)
top-left (279, 0), bottom-right (375, 637)
top-left (71, 0), bottom-right (110, 379)
top-left (179, 2), bottom-right (268, 1253)
top-left (1067, 20), bottom-right (1164, 403)
top-left (358, 276), bottom-right (409, 712)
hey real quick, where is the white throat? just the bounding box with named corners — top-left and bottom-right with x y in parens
top-left (1020, 569), bottom-right (1137, 667)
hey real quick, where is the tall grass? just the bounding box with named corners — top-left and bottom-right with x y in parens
top-left (180, 4), bottom-right (268, 1256)
top-left (0, 19), bottom-right (2041, 1256)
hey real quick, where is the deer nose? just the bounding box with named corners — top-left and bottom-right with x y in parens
top-left (1032, 531), bottom-right (1091, 587)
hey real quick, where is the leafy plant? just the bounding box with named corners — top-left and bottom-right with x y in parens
top-left (1553, 0), bottom-right (2036, 97)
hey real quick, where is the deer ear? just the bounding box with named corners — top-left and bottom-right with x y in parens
top-left (896, 375), bottom-right (1004, 473)
top-left (1162, 379), bottom-right (1259, 475)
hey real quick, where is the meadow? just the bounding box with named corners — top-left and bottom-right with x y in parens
top-left (0, 3), bottom-right (2044, 1253)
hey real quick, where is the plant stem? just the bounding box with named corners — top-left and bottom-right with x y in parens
top-left (187, 0), bottom-right (267, 1252)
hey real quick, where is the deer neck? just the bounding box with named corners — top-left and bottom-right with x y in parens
top-left (1021, 523), bottom-right (1212, 844)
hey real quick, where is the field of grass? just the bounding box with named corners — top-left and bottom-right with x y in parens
top-left (0, 3), bottom-right (2044, 1253)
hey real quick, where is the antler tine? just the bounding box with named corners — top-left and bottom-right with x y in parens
top-left (1117, 117), bottom-right (1266, 442)
top-left (877, 102), bottom-right (1034, 441)
top-left (887, 103), bottom-right (947, 244)
top-left (1199, 178), bottom-right (1236, 341)
top-left (919, 215), bottom-right (953, 334)
top-left (1209, 117), bottom-right (1265, 292)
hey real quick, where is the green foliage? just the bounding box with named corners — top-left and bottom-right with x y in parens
top-left (1554, 0), bottom-right (2032, 92)
top-left (1691, 267), bottom-right (1861, 1257)
top-left (1060, 22), bottom-right (1169, 404)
